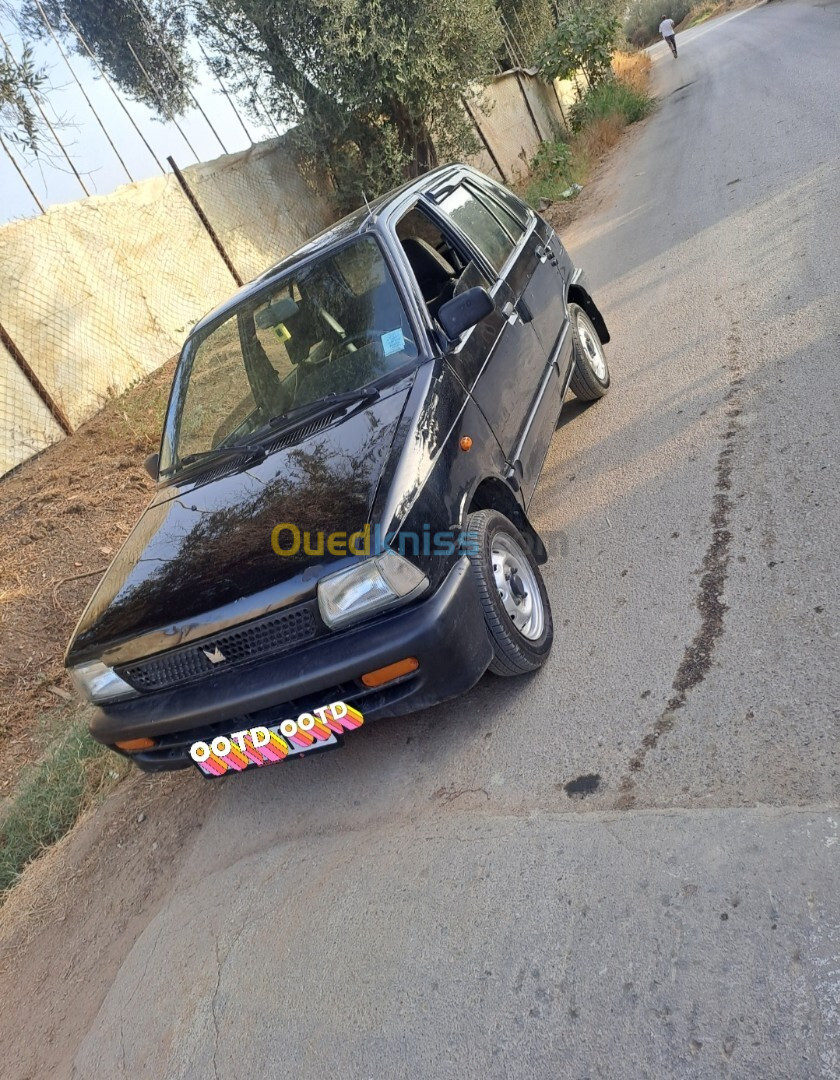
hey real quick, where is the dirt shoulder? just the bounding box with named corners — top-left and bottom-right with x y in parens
top-left (0, 768), bottom-right (213, 1079)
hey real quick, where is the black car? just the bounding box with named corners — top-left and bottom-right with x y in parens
top-left (65, 164), bottom-right (611, 775)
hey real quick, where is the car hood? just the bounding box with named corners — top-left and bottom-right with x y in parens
top-left (67, 380), bottom-right (413, 665)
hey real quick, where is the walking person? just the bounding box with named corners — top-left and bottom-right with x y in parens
top-left (659, 15), bottom-right (678, 57)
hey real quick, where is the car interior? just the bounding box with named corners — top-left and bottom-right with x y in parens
top-left (396, 208), bottom-right (490, 325)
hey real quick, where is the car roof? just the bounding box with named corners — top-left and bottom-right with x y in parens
top-left (188, 163), bottom-right (478, 337)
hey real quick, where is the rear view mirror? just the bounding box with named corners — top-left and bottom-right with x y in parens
top-left (144, 452), bottom-right (159, 480)
top-left (254, 296), bottom-right (300, 330)
top-left (437, 286), bottom-right (494, 340)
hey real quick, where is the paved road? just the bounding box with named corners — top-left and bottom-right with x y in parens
top-left (73, 3), bottom-right (840, 1076)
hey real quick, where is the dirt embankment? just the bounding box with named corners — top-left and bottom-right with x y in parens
top-left (0, 360), bottom-right (174, 799)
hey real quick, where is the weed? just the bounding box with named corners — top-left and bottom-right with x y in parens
top-left (0, 716), bottom-right (127, 897)
top-left (612, 50), bottom-right (652, 94)
top-left (521, 63), bottom-right (653, 210)
top-left (523, 139), bottom-right (583, 206)
top-left (570, 77), bottom-right (654, 132)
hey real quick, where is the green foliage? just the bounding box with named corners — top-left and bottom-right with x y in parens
top-left (533, 139), bottom-right (575, 186)
top-left (21, 0), bottom-right (195, 117)
top-left (537, 1), bottom-right (621, 89)
top-left (522, 137), bottom-right (580, 208)
top-left (0, 39), bottom-right (46, 151)
top-left (0, 717), bottom-right (118, 898)
top-left (624, 0), bottom-right (693, 46)
top-left (20, 0), bottom-right (507, 207)
top-left (194, 0), bottom-right (505, 209)
top-left (569, 76), bottom-right (653, 131)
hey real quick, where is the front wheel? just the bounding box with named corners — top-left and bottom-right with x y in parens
top-left (466, 510), bottom-right (554, 676)
top-left (568, 302), bottom-right (610, 402)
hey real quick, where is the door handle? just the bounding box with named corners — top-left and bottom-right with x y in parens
top-left (502, 300), bottom-right (519, 325)
top-left (535, 245), bottom-right (548, 264)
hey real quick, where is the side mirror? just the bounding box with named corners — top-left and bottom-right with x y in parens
top-left (437, 286), bottom-right (495, 340)
top-left (144, 452), bottom-right (160, 480)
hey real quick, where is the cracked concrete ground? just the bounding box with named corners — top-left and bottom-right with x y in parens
top-left (2, 0), bottom-right (839, 1076)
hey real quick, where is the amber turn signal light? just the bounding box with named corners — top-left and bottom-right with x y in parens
top-left (361, 657), bottom-right (420, 688)
top-left (115, 737), bottom-right (156, 752)
top-left (459, 436), bottom-right (473, 452)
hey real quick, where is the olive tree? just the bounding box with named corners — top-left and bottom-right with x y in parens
top-left (16, 0), bottom-right (506, 206)
top-left (20, 0), bottom-right (194, 118)
top-left (0, 39), bottom-right (45, 150)
top-left (192, 0), bottom-right (504, 207)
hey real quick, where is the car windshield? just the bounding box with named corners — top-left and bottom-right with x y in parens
top-left (160, 236), bottom-right (419, 476)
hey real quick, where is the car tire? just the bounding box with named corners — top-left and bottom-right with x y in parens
top-left (466, 509), bottom-right (554, 676)
top-left (568, 302), bottom-right (610, 402)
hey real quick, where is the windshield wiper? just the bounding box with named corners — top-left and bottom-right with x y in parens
top-left (265, 385), bottom-right (380, 434)
top-left (165, 387), bottom-right (381, 477)
top-left (167, 442), bottom-right (267, 476)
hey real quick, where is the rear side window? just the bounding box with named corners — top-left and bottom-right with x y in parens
top-left (438, 184), bottom-right (518, 274)
top-left (482, 180), bottom-right (531, 232)
top-left (485, 195), bottom-right (527, 245)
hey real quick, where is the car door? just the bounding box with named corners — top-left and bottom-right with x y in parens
top-left (475, 178), bottom-right (573, 388)
top-left (429, 180), bottom-right (562, 503)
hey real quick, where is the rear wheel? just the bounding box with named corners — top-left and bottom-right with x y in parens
top-left (568, 302), bottom-right (610, 402)
top-left (466, 510), bottom-right (553, 676)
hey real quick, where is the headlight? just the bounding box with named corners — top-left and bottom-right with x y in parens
top-left (69, 660), bottom-right (136, 703)
top-left (317, 550), bottom-right (429, 629)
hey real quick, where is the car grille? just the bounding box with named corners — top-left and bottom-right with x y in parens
top-left (117, 602), bottom-right (322, 693)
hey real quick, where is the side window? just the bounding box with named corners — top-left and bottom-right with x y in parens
top-left (438, 184), bottom-right (517, 274)
top-left (482, 179), bottom-right (532, 234)
top-left (484, 194), bottom-right (527, 247)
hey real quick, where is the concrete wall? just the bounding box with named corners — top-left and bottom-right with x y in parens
top-left (465, 68), bottom-right (569, 185)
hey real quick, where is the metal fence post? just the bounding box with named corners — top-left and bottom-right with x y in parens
top-left (0, 321), bottom-right (73, 435)
top-left (552, 80), bottom-right (569, 131)
top-left (167, 156), bottom-right (244, 287)
top-left (514, 70), bottom-right (546, 144)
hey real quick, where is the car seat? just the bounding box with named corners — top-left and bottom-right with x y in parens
top-left (401, 237), bottom-right (457, 319)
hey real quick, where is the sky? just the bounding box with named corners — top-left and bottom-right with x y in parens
top-left (0, 9), bottom-right (281, 223)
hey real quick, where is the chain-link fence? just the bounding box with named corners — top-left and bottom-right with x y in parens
top-left (0, 135), bottom-right (335, 478)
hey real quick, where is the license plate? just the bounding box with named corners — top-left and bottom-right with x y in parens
top-left (189, 700), bottom-right (363, 778)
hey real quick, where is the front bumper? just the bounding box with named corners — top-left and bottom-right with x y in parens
top-left (91, 557), bottom-right (493, 771)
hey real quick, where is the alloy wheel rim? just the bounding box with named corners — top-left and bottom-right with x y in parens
top-left (490, 533), bottom-right (544, 641)
top-left (577, 314), bottom-right (607, 382)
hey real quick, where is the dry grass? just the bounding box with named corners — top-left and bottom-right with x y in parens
top-left (576, 114), bottom-right (626, 163)
top-left (0, 714), bottom-right (132, 897)
top-left (612, 50), bottom-right (653, 94)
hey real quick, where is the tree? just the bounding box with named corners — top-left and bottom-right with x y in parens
top-left (16, 0), bottom-right (506, 205)
top-left (194, 0), bottom-right (505, 207)
top-left (0, 38), bottom-right (45, 150)
top-left (537, 1), bottom-right (620, 90)
top-left (20, 0), bottom-right (193, 118)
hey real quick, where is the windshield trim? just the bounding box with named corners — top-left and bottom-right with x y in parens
top-left (158, 233), bottom-right (426, 480)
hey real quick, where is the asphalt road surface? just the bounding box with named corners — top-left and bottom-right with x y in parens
top-left (70, 2), bottom-right (840, 1076)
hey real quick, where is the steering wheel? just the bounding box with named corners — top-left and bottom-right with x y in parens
top-left (328, 330), bottom-right (384, 363)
